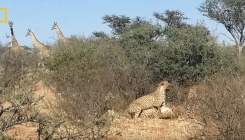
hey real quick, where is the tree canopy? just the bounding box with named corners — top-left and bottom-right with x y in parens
top-left (153, 10), bottom-right (188, 28)
top-left (198, 0), bottom-right (245, 57)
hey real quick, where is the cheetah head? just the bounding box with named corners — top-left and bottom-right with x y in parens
top-left (158, 81), bottom-right (170, 90)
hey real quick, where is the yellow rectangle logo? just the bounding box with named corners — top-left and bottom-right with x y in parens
top-left (0, 8), bottom-right (8, 22)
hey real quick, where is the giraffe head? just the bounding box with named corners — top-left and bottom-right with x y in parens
top-left (8, 21), bottom-right (13, 27)
top-left (26, 29), bottom-right (32, 37)
top-left (51, 22), bottom-right (58, 30)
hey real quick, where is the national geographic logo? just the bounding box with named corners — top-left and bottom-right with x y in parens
top-left (0, 8), bottom-right (8, 22)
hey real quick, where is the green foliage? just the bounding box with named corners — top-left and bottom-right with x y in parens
top-left (119, 21), bottom-right (161, 65)
top-left (148, 23), bottom-right (237, 85)
top-left (102, 15), bottom-right (131, 35)
top-left (102, 15), bottom-right (163, 74)
top-left (153, 10), bottom-right (188, 27)
top-left (101, 11), bottom-right (240, 86)
top-left (44, 38), bottom-right (97, 72)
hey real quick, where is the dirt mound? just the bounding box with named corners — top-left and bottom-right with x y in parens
top-left (6, 122), bottom-right (38, 139)
top-left (32, 80), bottom-right (61, 115)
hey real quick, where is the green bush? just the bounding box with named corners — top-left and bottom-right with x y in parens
top-left (119, 20), bottom-right (161, 66)
top-left (148, 24), bottom-right (238, 85)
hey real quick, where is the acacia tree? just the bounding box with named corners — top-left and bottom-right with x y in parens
top-left (153, 10), bottom-right (188, 28)
top-left (102, 15), bottom-right (131, 36)
top-left (198, 0), bottom-right (245, 57)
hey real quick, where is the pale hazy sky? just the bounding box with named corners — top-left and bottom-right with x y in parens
top-left (0, 0), bottom-right (232, 47)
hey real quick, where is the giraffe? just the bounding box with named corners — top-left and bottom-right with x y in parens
top-left (51, 22), bottom-right (67, 43)
top-left (8, 21), bottom-right (24, 51)
top-left (26, 29), bottom-right (50, 57)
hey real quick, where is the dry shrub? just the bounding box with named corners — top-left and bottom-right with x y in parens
top-left (0, 47), bottom-right (39, 100)
top-left (44, 37), bottom-right (154, 138)
top-left (0, 46), bottom-right (40, 138)
top-left (0, 46), bottom-right (80, 139)
top-left (187, 74), bottom-right (245, 139)
top-left (165, 81), bottom-right (189, 106)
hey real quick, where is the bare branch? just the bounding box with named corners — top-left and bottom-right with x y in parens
top-left (219, 33), bottom-right (235, 42)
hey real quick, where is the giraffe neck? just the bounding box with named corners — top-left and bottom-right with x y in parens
top-left (29, 32), bottom-right (46, 51)
top-left (10, 27), bottom-right (14, 35)
top-left (10, 27), bottom-right (19, 47)
top-left (29, 32), bottom-right (50, 56)
top-left (55, 26), bottom-right (67, 42)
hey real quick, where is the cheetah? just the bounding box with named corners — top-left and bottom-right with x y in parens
top-left (127, 81), bottom-right (170, 119)
top-left (138, 107), bottom-right (160, 118)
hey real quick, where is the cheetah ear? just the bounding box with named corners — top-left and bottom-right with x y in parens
top-left (161, 82), bottom-right (165, 85)
top-left (158, 82), bottom-right (164, 86)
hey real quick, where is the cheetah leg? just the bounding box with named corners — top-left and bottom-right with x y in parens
top-left (153, 106), bottom-right (161, 118)
top-left (137, 110), bottom-right (144, 118)
top-left (153, 106), bottom-right (159, 110)
top-left (134, 111), bottom-right (141, 119)
top-left (153, 106), bottom-right (161, 113)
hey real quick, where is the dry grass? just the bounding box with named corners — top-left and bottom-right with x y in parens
top-left (106, 118), bottom-right (204, 140)
top-left (186, 74), bottom-right (245, 139)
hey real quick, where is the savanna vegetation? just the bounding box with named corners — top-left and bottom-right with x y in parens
top-left (1, 0), bottom-right (245, 139)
